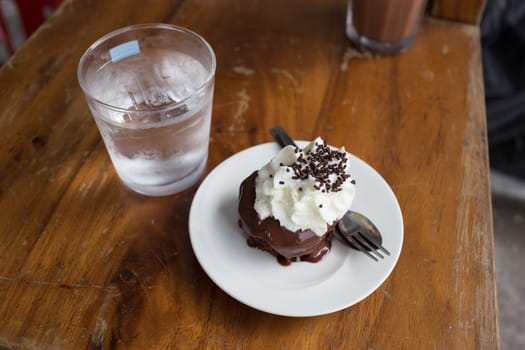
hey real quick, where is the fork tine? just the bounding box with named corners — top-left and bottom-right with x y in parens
top-left (358, 232), bottom-right (391, 256)
top-left (342, 233), bottom-right (379, 261)
top-left (354, 233), bottom-right (384, 259)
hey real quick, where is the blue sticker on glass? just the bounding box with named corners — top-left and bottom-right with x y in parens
top-left (109, 40), bottom-right (140, 63)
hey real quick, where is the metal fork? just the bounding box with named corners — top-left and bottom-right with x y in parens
top-left (336, 211), bottom-right (390, 261)
top-left (269, 126), bottom-right (390, 261)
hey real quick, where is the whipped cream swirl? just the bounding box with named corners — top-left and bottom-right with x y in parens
top-left (254, 137), bottom-right (356, 236)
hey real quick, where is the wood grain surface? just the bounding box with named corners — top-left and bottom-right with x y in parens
top-left (0, 0), bottom-right (499, 349)
top-left (430, 0), bottom-right (487, 24)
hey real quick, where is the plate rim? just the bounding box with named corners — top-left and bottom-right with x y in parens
top-left (189, 142), bottom-right (404, 317)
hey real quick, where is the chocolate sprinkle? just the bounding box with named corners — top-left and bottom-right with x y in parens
top-left (288, 141), bottom-right (351, 193)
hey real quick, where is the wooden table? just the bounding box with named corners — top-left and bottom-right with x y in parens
top-left (0, 0), bottom-right (499, 348)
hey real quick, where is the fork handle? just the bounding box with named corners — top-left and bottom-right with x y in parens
top-left (269, 126), bottom-right (297, 148)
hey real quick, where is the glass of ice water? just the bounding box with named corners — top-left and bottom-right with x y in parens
top-left (78, 24), bottom-right (216, 196)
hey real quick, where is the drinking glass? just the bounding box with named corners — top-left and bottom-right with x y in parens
top-left (346, 0), bottom-right (427, 55)
top-left (78, 24), bottom-right (216, 196)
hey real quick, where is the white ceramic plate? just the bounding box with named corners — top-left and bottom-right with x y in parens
top-left (189, 142), bottom-right (403, 317)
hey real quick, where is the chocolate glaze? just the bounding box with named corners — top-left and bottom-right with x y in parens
top-left (238, 171), bottom-right (335, 266)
